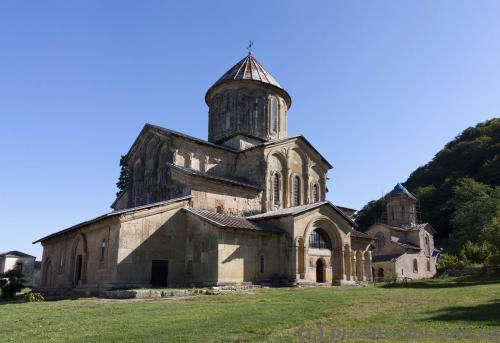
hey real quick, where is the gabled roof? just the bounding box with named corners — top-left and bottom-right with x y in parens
top-left (127, 124), bottom-right (240, 157)
top-left (245, 135), bottom-right (333, 169)
top-left (247, 201), bottom-right (358, 228)
top-left (0, 251), bottom-right (35, 258)
top-left (168, 163), bottom-right (262, 190)
top-left (185, 208), bottom-right (283, 233)
top-left (33, 196), bottom-right (192, 244)
top-left (372, 253), bottom-right (405, 263)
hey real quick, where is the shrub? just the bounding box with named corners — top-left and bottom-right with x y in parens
top-left (25, 291), bottom-right (45, 302)
top-left (437, 253), bottom-right (460, 270)
top-left (459, 241), bottom-right (493, 265)
top-left (0, 270), bottom-right (25, 298)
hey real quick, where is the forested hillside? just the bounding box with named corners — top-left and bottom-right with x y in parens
top-left (356, 118), bottom-right (500, 254)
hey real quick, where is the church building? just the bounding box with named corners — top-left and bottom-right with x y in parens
top-left (366, 184), bottom-right (439, 280)
top-left (34, 53), bottom-right (374, 291)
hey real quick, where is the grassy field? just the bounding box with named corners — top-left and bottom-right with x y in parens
top-left (1, 276), bottom-right (499, 342)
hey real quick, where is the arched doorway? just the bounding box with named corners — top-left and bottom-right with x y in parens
top-left (70, 234), bottom-right (88, 287)
top-left (377, 268), bottom-right (384, 279)
top-left (316, 259), bottom-right (325, 283)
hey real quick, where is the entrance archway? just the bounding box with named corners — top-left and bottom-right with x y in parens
top-left (316, 259), bottom-right (325, 283)
top-left (69, 233), bottom-right (88, 287)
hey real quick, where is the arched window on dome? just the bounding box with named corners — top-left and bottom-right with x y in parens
top-left (273, 173), bottom-right (281, 206)
top-left (308, 229), bottom-right (331, 250)
top-left (280, 100), bottom-right (287, 135)
top-left (293, 176), bottom-right (301, 206)
top-left (270, 97), bottom-right (278, 133)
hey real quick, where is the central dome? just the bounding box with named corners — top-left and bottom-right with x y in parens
top-left (206, 54), bottom-right (291, 147)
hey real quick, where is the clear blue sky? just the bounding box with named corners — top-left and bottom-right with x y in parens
top-left (1, 1), bottom-right (498, 258)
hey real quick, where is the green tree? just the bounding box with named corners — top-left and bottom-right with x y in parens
top-left (1, 269), bottom-right (25, 298)
top-left (116, 155), bottom-right (129, 197)
top-left (355, 199), bottom-right (385, 231)
top-left (449, 178), bottom-right (500, 246)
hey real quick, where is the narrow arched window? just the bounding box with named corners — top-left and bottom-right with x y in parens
top-left (413, 259), bottom-right (418, 273)
top-left (375, 232), bottom-right (385, 251)
top-left (259, 255), bottom-right (265, 273)
top-left (270, 97), bottom-right (278, 133)
top-left (100, 239), bottom-right (106, 261)
top-left (273, 173), bottom-right (280, 206)
top-left (309, 229), bottom-right (331, 249)
top-left (313, 184), bottom-right (319, 202)
top-left (281, 106), bottom-right (286, 134)
top-left (293, 176), bottom-right (301, 206)
top-left (427, 259), bottom-right (431, 272)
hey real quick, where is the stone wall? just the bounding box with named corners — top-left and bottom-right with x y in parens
top-left (0, 255), bottom-right (37, 287)
top-left (40, 217), bottom-right (121, 290)
top-left (217, 229), bottom-right (283, 284)
top-left (115, 201), bottom-right (188, 288)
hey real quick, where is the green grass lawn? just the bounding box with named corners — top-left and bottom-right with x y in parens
top-left (1, 276), bottom-right (499, 342)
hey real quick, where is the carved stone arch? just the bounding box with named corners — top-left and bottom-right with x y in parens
top-left (303, 217), bottom-right (342, 249)
top-left (69, 232), bottom-right (89, 287)
top-left (303, 216), bottom-right (344, 281)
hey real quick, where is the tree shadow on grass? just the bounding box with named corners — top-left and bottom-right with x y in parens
top-left (426, 299), bottom-right (500, 326)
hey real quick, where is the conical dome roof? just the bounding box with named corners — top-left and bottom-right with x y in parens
top-left (205, 53), bottom-right (291, 107)
top-left (387, 183), bottom-right (416, 200)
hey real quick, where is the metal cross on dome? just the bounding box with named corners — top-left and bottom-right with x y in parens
top-left (247, 40), bottom-right (254, 54)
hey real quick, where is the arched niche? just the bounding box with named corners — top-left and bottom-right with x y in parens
top-left (69, 233), bottom-right (88, 287)
top-left (267, 152), bottom-right (288, 209)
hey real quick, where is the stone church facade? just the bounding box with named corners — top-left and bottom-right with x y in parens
top-left (35, 53), bottom-right (373, 291)
top-left (366, 184), bottom-right (439, 281)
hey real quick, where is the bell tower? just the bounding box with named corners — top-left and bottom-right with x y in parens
top-left (205, 53), bottom-right (291, 149)
top-left (386, 183), bottom-right (417, 226)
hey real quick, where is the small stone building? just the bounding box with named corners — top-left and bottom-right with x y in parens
top-left (34, 53), bottom-right (373, 291)
top-left (366, 184), bottom-right (439, 280)
top-left (0, 251), bottom-right (40, 287)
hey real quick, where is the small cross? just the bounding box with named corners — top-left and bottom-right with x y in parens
top-left (247, 40), bottom-right (254, 54)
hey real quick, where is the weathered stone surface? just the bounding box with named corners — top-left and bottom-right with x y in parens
top-left (36, 53), bottom-right (374, 294)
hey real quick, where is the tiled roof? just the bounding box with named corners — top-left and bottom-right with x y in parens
top-left (379, 223), bottom-right (434, 234)
top-left (208, 53), bottom-right (282, 88)
top-left (247, 202), bottom-right (329, 219)
top-left (168, 163), bottom-right (262, 190)
top-left (335, 205), bottom-right (357, 217)
top-left (350, 230), bottom-right (372, 239)
top-left (372, 253), bottom-right (405, 263)
top-left (247, 201), bottom-right (358, 228)
top-left (147, 124), bottom-right (240, 153)
top-left (33, 196), bottom-right (192, 244)
top-left (185, 208), bottom-right (283, 233)
top-left (393, 241), bottom-right (421, 250)
top-left (0, 251), bottom-right (35, 258)
top-left (206, 54), bottom-right (291, 107)
top-left (387, 183), bottom-right (417, 200)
